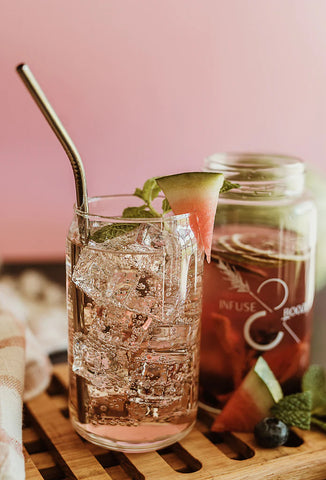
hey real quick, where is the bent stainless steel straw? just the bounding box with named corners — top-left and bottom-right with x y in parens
top-left (16, 63), bottom-right (89, 241)
top-left (16, 63), bottom-right (89, 420)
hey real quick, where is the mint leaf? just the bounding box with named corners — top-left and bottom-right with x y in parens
top-left (162, 197), bottom-right (171, 215)
top-left (132, 178), bottom-right (162, 217)
top-left (271, 391), bottom-right (312, 430)
top-left (122, 206), bottom-right (156, 218)
top-left (302, 365), bottom-right (326, 415)
top-left (90, 178), bottom-right (163, 242)
top-left (133, 187), bottom-right (144, 200)
top-left (135, 178), bottom-right (161, 205)
top-left (220, 179), bottom-right (240, 193)
top-left (91, 223), bottom-right (137, 243)
top-left (144, 178), bottom-right (161, 202)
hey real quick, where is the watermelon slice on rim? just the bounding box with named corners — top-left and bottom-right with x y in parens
top-left (156, 172), bottom-right (224, 261)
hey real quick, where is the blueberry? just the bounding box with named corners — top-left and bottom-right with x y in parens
top-left (254, 417), bottom-right (289, 448)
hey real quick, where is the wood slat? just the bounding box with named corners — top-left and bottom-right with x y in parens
top-left (210, 448), bottom-right (326, 480)
top-left (24, 448), bottom-right (44, 480)
top-left (27, 392), bottom-right (111, 480)
top-left (23, 427), bottom-right (40, 444)
top-left (106, 465), bottom-right (134, 480)
top-left (125, 451), bottom-right (176, 479)
top-left (28, 451), bottom-right (57, 470)
top-left (178, 428), bottom-right (236, 476)
top-left (51, 395), bottom-right (68, 410)
top-left (54, 363), bottom-right (69, 389)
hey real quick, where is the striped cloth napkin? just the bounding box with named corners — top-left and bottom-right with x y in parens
top-left (0, 310), bottom-right (26, 479)
top-left (0, 278), bottom-right (56, 480)
top-left (0, 269), bottom-right (66, 479)
top-left (0, 309), bottom-right (53, 480)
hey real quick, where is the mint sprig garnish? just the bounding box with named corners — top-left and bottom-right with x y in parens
top-left (267, 364), bottom-right (326, 434)
top-left (90, 176), bottom-right (238, 242)
top-left (271, 391), bottom-right (312, 430)
top-left (90, 178), bottom-right (162, 242)
top-left (132, 177), bottom-right (162, 218)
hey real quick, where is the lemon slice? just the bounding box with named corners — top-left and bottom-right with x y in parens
top-left (215, 235), bottom-right (281, 266)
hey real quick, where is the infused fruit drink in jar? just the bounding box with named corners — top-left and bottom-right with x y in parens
top-left (67, 173), bottom-right (224, 452)
top-left (199, 154), bottom-right (317, 410)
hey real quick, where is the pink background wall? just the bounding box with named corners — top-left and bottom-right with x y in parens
top-left (1, 0), bottom-right (326, 261)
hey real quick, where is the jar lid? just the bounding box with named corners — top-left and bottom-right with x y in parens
top-left (204, 152), bottom-right (305, 199)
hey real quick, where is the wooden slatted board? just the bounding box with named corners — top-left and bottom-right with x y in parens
top-left (23, 363), bottom-right (326, 480)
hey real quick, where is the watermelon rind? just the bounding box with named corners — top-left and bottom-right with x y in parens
top-left (212, 357), bottom-right (284, 433)
top-left (254, 357), bottom-right (283, 403)
top-left (156, 172), bottom-right (224, 194)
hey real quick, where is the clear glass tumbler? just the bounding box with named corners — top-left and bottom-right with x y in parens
top-left (67, 195), bottom-right (204, 452)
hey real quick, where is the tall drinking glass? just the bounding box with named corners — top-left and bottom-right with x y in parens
top-left (67, 195), bottom-right (204, 452)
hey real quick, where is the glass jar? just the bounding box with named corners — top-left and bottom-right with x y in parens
top-left (199, 153), bottom-right (317, 411)
top-left (66, 195), bottom-right (204, 452)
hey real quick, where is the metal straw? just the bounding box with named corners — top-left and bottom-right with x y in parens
top-left (16, 63), bottom-right (89, 421)
top-left (16, 63), bottom-right (89, 242)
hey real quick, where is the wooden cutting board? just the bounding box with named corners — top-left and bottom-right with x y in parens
top-left (23, 363), bottom-right (326, 480)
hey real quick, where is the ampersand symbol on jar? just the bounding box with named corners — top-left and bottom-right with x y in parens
top-left (243, 278), bottom-right (290, 351)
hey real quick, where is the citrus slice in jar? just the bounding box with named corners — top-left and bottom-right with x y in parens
top-left (210, 234), bottom-right (279, 271)
top-left (231, 231), bottom-right (310, 262)
top-left (213, 228), bottom-right (310, 268)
